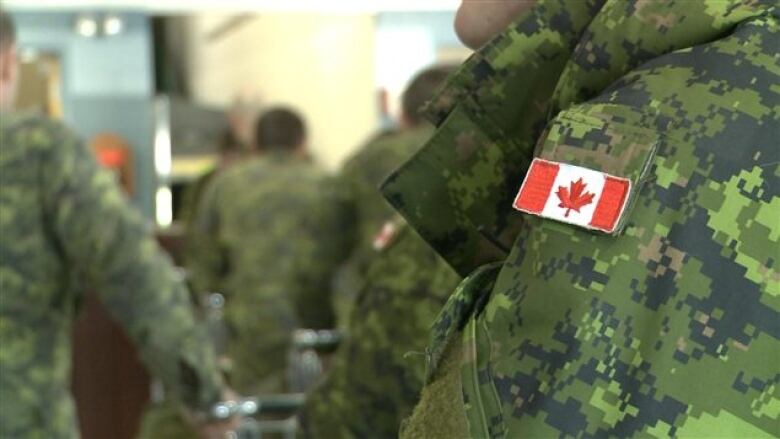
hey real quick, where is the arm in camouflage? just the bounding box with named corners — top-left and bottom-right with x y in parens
top-left (391, 0), bottom-right (779, 437)
top-left (40, 121), bottom-right (223, 411)
top-left (475, 13), bottom-right (779, 436)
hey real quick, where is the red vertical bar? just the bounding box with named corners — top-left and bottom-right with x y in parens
top-left (513, 159), bottom-right (560, 214)
top-left (589, 176), bottom-right (630, 232)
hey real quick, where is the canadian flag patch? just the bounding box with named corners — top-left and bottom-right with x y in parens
top-left (512, 158), bottom-right (631, 233)
top-left (372, 220), bottom-right (399, 251)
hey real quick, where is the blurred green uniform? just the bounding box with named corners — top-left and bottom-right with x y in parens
top-left (178, 167), bottom-right (218, 229)
top-left (187, 151), bottom-right (343, 394)
top-left (329, 128), bottom-right (434, 324)
top-left (381, 1), bottom-right (780, 437)
top-left (0, 113), bottom-right (222, 438)
top-left (299, 129), bottom-right (461, 438)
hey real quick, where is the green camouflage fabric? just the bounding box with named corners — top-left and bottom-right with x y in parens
top-left (138, 398), bottom-right (202, 439)
top-left (178, 167), bottom-right (218, 229)
top-left (299, 129), bottom-right (461, 438)
top-left (328, 127), bottom-right (434, 325)
top-left (384, 0), bottom-right (780, 437)
top-left (0, 113), bottom-right (223, 438)
top-left (187, 152), bottom-right (343, 395)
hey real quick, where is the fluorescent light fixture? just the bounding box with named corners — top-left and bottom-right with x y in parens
top-left (103, 14), bottom-right (124, 36)
top-left (155, 186), bottom-right (173, 228)
top-left (153, 98), bottom-right (172, 177)
top-left (74, 15), bottom-right (98, 37)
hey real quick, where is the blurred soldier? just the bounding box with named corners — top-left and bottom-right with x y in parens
top-left (380, 1), bottom-right (780, 438)
top-left (0, 10), bottom-right (233, 438)
top-left (330, 66), bottom-right (457, 326)
top-left (298, 66), bottom-right (462, 438)
top-left (179, 129), bottom-right (245, 229)
top-left (188, 107), bottom-right (343, 395)
top-left (139, 131), bottom-right (247, 439)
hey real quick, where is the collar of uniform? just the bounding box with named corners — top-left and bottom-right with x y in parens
top-left (0, 110), bottom-right (40, 131)
top-left (421, 0), bottom-right (606, 129)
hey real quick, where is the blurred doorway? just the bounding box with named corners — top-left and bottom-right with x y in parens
top-left (15, 51), bottom-right (64, 118)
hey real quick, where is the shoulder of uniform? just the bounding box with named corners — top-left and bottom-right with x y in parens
top-left (342, 132), bottom-right (400, 173)
top-left (1, 113), bottom-right (81, 157)
top-left (212, 156), bottom-right (269, 189)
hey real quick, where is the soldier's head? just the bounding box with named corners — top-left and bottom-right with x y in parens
top-left (401, 64), bottom-right (457, 129)
top-left (454, 0), bottom-right (536, 49)
top-left (255, 107), bottom-right (307, 154)
top-left (0, 8), bottom-right (19, 112)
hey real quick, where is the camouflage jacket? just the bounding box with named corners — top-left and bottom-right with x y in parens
top-left (383, 1), bottom-right (779, 437)
top-left (188, 152), bottom-right (343, 393)
top-left (0, 113), bottom-right (222, 438)
top-left (299, 130), bottom-right (461, 438)
top-left (329, 127), bottom-right (434, 323)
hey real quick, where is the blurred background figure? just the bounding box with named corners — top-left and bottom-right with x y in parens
top-left (178, 128), bottom-right (247, 230)
top-left (144, 107), bottom-right (344, 438)
top-left (2, 2), bottom-right (469, 437)
top-left (187, 107), bottom-right (344, 395)
top-left (330, 64), bottom-right (456, 326)
top-left (0, 9), bottom-right (234, 439)
top-left (299, 65), bottom-right (461, 439)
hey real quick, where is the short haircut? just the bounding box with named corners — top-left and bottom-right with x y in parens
top-left (401, 64), bottom-right (457, 126)
top-left (0, 9), bottom-right (16, 51)
top-left (255, 107), bottom-right (307, 151)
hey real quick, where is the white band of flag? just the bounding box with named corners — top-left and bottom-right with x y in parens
top-left (512, 158), bottom-right (631, 233)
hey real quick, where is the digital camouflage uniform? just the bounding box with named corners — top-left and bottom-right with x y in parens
top-left (299, 129), bottom-right (461, 438)
top-left (0, 113), bottom-right (223, 438)
top-left (383, 1), bottom-right (780, 437)
top-left (187, 152), bottom-right (343, 395)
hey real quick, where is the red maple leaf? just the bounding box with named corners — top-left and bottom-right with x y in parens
top-left (556, 178), bottom-right (595, 217)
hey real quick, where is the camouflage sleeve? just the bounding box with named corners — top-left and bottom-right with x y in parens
top-left (186, 175), bottom-right (227, 296)
top-left (39, 124), bottom-right (222, 411)
top-left (458, 13), bottom-right (779, 437)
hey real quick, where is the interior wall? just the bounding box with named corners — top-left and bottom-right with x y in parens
top-left (11, 12), bottom-right (157, 217)
top-left (187, 14), bottom-right (379, 170)
top-left (374, 10), bottom-right (467, 123)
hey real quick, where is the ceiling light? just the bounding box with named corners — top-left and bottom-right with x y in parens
top-left (103, 14), bottom-right (124, 36)
top-left (75, 15), bottom-right (98, 37)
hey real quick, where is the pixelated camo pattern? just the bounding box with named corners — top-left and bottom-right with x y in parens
top-left (384, 0), bottom-right (780, 437)
top-left (0, 113), bottom-right (222, 438)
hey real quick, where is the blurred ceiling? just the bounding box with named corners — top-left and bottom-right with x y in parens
top-left (5, 0), bottom-right (460, 13)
